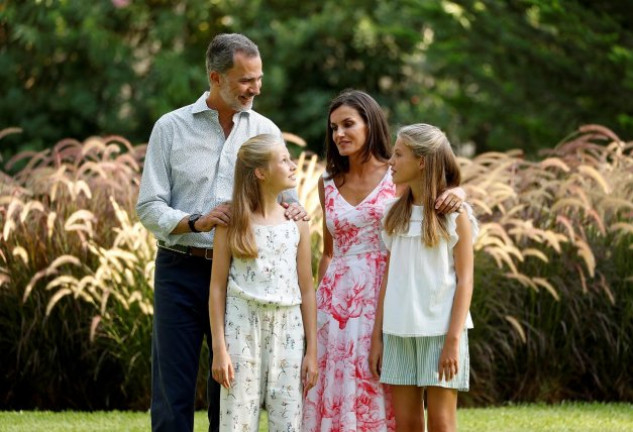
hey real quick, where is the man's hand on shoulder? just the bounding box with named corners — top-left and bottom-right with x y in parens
top-left (197, 203), bottom-right (232, 231)
top-left (282, 202), bottom-right (309, 221)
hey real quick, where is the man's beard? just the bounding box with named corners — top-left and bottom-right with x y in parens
top-left (220, 85), bottom-right (253, 112)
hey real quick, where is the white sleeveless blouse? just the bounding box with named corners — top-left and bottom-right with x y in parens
top-left (381, 199), bottom-right (479, 336)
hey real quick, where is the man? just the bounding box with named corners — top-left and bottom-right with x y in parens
top-left (136, 33), bottom-right (305, 432)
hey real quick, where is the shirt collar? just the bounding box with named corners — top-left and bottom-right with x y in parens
top-left (191, 91), bottom-right (252, 117)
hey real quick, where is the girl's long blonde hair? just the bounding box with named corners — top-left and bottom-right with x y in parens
top-left (383, 124), bottom-right (461, 247)
top-left (228, 134), bottom-right (282, 259)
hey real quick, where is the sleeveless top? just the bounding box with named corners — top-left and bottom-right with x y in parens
top-left (227, 220), bottom-right (302, 305)
top-left (381, 199), bottom-right (479, 336)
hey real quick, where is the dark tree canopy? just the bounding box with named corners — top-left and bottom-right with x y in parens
top-left (1, 0), bottom-right (632, 158)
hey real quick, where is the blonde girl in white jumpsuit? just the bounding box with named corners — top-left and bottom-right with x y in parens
top-left (209, 134), bottom-right (318, 432)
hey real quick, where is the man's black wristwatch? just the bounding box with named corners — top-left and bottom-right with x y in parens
top-left (188, 213), bottom-right (202, 233)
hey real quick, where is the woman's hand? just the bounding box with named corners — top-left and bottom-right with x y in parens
top-left (435, 187), bottom-right (465, 214)
top-left (211, 349), bottom-right (234, 389)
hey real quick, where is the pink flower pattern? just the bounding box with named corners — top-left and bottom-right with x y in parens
top-left (303, 172), bottom-right (396, 432)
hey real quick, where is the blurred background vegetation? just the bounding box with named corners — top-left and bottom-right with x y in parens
top-left (2, 0), bottom-right (633, 159)
top-left (1, 0), bottom-right (632, 412)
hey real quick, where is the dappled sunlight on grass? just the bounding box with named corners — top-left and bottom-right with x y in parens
top-left (458, 402), bottom-right (633, 432)
top-left (0, 404), bottom-right (631, 431)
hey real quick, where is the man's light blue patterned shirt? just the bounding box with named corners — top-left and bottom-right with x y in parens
top-left (136, 91), bottom-right (295, 248)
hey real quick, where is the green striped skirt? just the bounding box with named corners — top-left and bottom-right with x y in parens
top-left (380, 332), bottom-right (470, 391)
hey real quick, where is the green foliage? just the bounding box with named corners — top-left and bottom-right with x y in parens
top-left (3, 1), bottom-right (632, 159)
top-left (231, 0), bottom-right (428, 151)
top-left (406, 0), bottom-right (633, 154)
top-left (0, 0), bottom-right (211, 158)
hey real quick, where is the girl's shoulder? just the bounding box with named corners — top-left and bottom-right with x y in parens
top-left (289, 219), bottom-right (307, 244)
top-left (449, 202), bottom-right (479, 246)
top-left (452, 202), bottom-right (476, 223)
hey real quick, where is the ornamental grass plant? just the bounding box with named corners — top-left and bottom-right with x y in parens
top-left (0, 132), bottom-right (323, 409)
top-left (0, 134), bottom-right (153, 409)
top-left (463, 125), bottom-right (633, 405)
top-left (1, 125), bottom-right (631, 409)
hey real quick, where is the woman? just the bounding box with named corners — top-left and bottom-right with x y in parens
top-left (303, 90), bottom-right (462, 431)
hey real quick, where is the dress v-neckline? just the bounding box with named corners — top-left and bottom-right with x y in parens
top-left (333, 169), bottom-right (389, 209)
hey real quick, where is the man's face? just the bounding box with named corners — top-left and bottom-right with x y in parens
top-left (218, 52), bottom-right (263, 112)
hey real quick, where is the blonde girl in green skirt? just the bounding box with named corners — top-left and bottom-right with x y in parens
top-left (369, 124), bottom-right (478, 432)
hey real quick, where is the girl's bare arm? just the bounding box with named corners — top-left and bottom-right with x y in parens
top-left (317, 176), bottom-right (333, 284)
top-left (369, 254), bottom-right (390, 378)
top-left (297, 220), bottom-right (318, 390)
top-left (439, 211), bottom-right (474, 381)
top-left (208, 226), bottom-right (234, 389)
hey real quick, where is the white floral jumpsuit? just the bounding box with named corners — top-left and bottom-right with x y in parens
top-left (220, 220), bottom-right (305, 432)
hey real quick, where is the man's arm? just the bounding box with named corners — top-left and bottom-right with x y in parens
top-left (136, 118), bottom-right (189, 241)
top-left (170, 204), bottom-right (232, 234)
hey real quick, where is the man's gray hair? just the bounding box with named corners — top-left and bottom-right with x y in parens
top-left (205, 33), bottom-right (260, 79)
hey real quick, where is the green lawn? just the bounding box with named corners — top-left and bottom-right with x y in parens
top-left (0, 403), bottom-right (631, 431)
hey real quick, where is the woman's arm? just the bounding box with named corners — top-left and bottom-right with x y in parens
top-left (208, 226), bottom-right (234, 389)
top-left (369, 254), bottom-right (390, 379)
top-left (296, 220), bottom-right (318, 390)
top-left (317, 176), bottom-right (333, 284)
top-left (439, 211), bottom-right (474, 381)
top-left (435, 187), bottom-right (466, 214)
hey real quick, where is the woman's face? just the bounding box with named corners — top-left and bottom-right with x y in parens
top-left (329, 105), bottom-right (368, 158)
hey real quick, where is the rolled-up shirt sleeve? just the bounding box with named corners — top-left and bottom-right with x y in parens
top-left (136, 92), bottom-right (298, 248)
top-left (136, 118), bottom-right (188, 242)
top-left (279, 187), bottom-right (299, 204)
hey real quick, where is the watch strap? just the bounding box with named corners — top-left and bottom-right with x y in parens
top-left (188, 214), bottom-right (201, 233)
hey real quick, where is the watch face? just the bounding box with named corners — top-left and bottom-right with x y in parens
top-left (189, 214), bottom-right (201, 232)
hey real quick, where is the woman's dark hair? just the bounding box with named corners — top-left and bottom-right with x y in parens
top-left (324, 89), bottom-right (391, 182)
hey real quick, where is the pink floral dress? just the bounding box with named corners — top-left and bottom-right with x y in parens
top-left (303, 170), bottom-right (396, 432)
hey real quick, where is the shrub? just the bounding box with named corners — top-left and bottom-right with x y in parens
top-left (0, 134), bottom-right (152, 409)
top-left (0, 132), bottom-right (324, 409)
top-left (1, 125), bottom-right (631, 408)
top-left (462, 125), bottom-right (633, 405)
